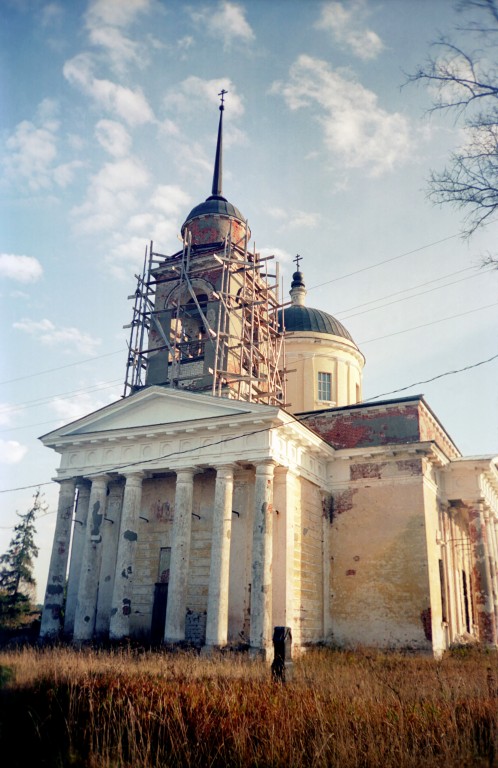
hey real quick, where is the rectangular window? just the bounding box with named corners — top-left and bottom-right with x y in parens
top-left (317, 372), bottom-right (332, 401)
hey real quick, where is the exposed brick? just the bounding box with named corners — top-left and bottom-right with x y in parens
top-left (332, 488), bottom-right (358, 516)
top-left (350, 462), bottom-right (385, 480)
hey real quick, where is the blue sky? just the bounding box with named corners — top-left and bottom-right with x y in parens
top-left (1, 0), bottom-right (497, 599)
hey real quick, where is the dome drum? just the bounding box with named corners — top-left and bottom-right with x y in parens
top-left (182, 211), bottom-right (249, 248)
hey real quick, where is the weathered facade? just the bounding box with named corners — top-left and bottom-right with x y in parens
top-left (39, 101), bottom-right (498, 657)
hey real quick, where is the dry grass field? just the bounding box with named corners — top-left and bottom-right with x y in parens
top-left (0, 645), bottom-right (497, 767)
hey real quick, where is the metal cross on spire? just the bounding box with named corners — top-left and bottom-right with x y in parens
top-left (293, 253), bottom-right (302, 271)
top-left (218, 89), bottom-right (228, 110)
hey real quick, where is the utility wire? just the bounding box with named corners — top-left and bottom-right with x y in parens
top-left (1, 230), bottom-right (490, 388)
top-left (334, 265), bottom-right (478, 315)
top-left (0, 379), bottom-right (122, 417)
top-left (306, 232), bottom-right (462, 291)
top-left (339, 268), bottom-right (492, 321)
top-left (1, 348), bottom-right (497, 498)
top-left (0, 349), bottom-right (125, 386)
top-left (362, 353), bottom-right (498, 402)
top-left (359, 302), bottom-right (498, 345)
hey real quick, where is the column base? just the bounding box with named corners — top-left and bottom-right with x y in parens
top-left (201, 644), bottom-right (226, 657)
top-left (249, 645), bottom-right (272, 662)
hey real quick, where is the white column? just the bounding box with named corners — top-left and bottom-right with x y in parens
top-left (250, 461), bottom-right (275, 658)
top-left (95, 481), bottom-right (124, 636)
top-left (164, 468), bottom-right (195, 643)
top-left (205, 465), bottom-right (234, 648)
top-left (64, 481), bottom-right (91, 636)
top-left (109, 473), bottom-right (144, 640)
top-left (73, 475), bottom-right (109, 642)
top-left (273, 467), bottom-right (298, 631)
top-left (40, 478), bottom-right (76, 640)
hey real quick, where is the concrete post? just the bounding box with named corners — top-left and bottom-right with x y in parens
top-left (73, 475), bottom-right (109, 643)
top-left (469, 503), bottom-right (498, 646)
top-left (40, 478), bottom-right (77, 640)
top-left (109, 473), bottom-right (144, 640)
top-left (164, 467), bottom-right (195, 643)
top-left (205, 465), bottom-right (234, 649)
top-left (64, 481), bottom-right (91, 636)
top-left (250, 461), bottom-right (275, 658)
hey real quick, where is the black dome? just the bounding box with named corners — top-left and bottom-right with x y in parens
top-left (278, 304), bottom-right (356, 344)
top-left (182, 195), bottom-right (245, 228)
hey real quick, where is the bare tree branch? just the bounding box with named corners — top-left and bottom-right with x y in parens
top-left (409, 0), bottom-right (498, 256)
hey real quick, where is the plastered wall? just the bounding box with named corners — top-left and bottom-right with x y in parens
top-left (328, 456), bottom-right (433, 649)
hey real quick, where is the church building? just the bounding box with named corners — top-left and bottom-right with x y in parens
top-left (39, 98), bottom-right (498, 658)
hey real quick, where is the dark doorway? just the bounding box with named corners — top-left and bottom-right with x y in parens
top-left (151, 583), bottom-right (169, 645)
top-left (150, 547), bottom-right (170, 645)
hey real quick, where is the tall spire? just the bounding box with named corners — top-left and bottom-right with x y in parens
top-left (210, 89), bottom-right (227, 200)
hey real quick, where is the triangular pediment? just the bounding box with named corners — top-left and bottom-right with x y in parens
top-left (40, 386), bottom-right (275, 442)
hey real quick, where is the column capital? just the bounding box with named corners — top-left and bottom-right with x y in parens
top-left (274, 465), bottom-right (299, 479)
top-left (85, 473), bottom-right (111, 487)
top-left (121, 471), bottom-right (145, 486)
top-left (55, 476), bottom-right (77, 490)
top-left (255, 460), bottom-right (277, 475)
top-left (175, 467), bottom-right (197, 481)
top-left (214, 464), bottom-right (236, 478)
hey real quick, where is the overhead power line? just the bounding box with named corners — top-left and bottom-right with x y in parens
top-left (1, 348), bottom-right (496, 498)
top-left (363, 353), bottom-right (498, 402)
top-left (0, 349), bottom-right (125, 386)
top-left (359, 302), bottom-right (498, 345)
top-left (306, 232), bottom-right (462, 291)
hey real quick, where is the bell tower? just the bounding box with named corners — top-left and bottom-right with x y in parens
top-left (124, 94), bottom-right (285, 406)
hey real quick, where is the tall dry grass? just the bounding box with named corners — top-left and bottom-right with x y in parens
top-left (0, 645), bottom-right (497, 767)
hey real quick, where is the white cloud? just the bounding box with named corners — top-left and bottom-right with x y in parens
top-left (259, 247), bottom-right (293, 265)
top-left (265, 208), bottom-right (320, 229)
top-left (84, 1), bottom-right (153, 73)
top-left (40, 2), bottom-right (64, 28)
top-left (50, 387), bottom-right (120, 425)
top-left (0, 440), bottom-right (28, 465)
top-left (5, 118), bottom-right (58, 191)
top-left (95, 119), bottom-right (132, 157)
top-left (107, 184), bottom-right (192, 278)
top-left (189, 1), bottom-right (255, 49)
top-left (86, 0), bottom-right (151, 29)
top-left (3, 100), bottom-right (83, 192)
top-left (53, 160), bottom-right (84, 187)
top-left (167, 75), bottom-right (244, 118)
top-left (151, 184), bottom-right (192, 216)
top-left (0, 254), bottom-right (43, 283)
top-left (89, 26), bottom-right (142, 71)
top-left (13, 318), bottom-right (101, 356)
top-left (0, 404), bottom-right (13, 428)
top-left (289, 210), bottom-right (320, 229)
top-left (316, 1), bottom-right (384, 60)
top-left (72, 155), bottom-right (150, 234)
top-left (63, 53), bottom-right (155, 125)
top-left (273, 55), bottom-right (412, 176)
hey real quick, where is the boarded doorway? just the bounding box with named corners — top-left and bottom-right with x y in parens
top-left (150, 547), bottom-right (171, 645)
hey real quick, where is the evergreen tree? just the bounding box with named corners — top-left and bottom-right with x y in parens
top-left (0, 489), bottom-right (43, 628)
